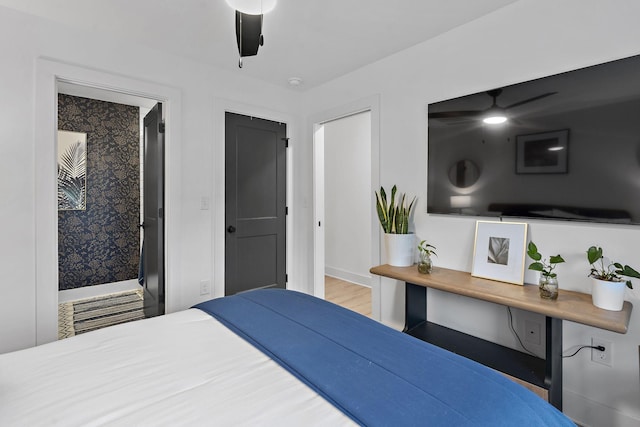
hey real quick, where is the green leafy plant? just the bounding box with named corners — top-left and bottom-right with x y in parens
top-left (586, 246), bottom-right (640, 289)
top-left (374, 185), bottom-right (415, 234)
top-left (526, 241), bottom-right (565, 278)
top-left (417, 240), bottom-right (437, 257)
top-left (417, 240), bottom-right (436, 274)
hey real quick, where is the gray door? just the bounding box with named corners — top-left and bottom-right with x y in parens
top-left (225, 113), bottom-right (286, 295)
top-left (142, 103), bottom-right (165, 317)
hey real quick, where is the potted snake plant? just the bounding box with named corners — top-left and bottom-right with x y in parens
top-left (587, 246), bottom-right (640, 311)
top-left (375, 185), bottom-right (416, 266)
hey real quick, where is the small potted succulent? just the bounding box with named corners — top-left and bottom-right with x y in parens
top-left (417, 240), bottom-right (437, 274)
top-left (586, 246), bottom-right (640, 311)
top-left (526, 241), bottom-right (565, 299)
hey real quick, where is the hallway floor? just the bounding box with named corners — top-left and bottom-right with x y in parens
top-left (324, 276), bottom-right (371, 317)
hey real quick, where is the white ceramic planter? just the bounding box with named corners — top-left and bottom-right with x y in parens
top-left (384, 233), bottom-right (415, 267)
top-left (591, 278), bottom-right (626, 311)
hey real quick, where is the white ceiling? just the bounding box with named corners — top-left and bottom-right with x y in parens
top-left (0, 0), bottom-right (518, 90)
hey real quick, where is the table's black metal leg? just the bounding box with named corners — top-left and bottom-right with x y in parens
top-left (404, 282), bottom-right (427, 332)
top-left (545, 316), bottom-right (563, 410)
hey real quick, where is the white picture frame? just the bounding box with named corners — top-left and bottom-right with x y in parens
top-left (471, 220), bottom-right (528, 285)
top-left (58, 130), bottom-right (87, 211)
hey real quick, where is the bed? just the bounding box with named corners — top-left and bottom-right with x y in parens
top-left (1, 289), bottom-right (574, 426)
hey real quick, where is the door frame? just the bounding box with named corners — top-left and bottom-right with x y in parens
top-left (213, 99), bottom-right (293, 298)
top-left (310, 95), bottom-right (381, 320)
top-left (35, 58), bottom-right (182, 345)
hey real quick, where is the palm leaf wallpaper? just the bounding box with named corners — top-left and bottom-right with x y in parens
top-left (57, 131), bottom-right (87, 210)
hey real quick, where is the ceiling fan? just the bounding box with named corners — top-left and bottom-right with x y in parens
top-left (429, 88), bottom-right (557, 124)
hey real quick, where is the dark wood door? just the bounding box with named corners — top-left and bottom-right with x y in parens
top-left (225, 113), bottom-right (286, 295)
top-left (142, 103), bottom-right (165, 317)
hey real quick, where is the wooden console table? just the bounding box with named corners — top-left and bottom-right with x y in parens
top-left (370, 264), bottom-right (632, 410)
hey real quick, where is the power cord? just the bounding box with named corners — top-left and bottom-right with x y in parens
top-left (562, 345), bottom-right (605, 359)
top-left (506, 307), bottom-right (607, 359)
top-left (506, 307), bottom-right (537, 356)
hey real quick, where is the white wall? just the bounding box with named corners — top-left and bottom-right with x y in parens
top-left (323, 111), bottom-right (371, 286)
top-left (299, 1), bottom-right (640, 425)
top-left (0, 6), bottom-right (303, 352)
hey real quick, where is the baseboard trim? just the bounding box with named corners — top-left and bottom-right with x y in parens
top-left (325, 266), bottom-right (370, 288)
top-left (58, 279), bottom-right (141, 303)
top-left (564, 388), bottom-right (640, 427)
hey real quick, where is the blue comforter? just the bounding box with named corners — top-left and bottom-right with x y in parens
top-left (194, 289), bottom-right (574, 426)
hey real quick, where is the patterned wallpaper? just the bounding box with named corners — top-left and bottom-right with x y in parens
top-left (58, 94), bottom-right (140, 290)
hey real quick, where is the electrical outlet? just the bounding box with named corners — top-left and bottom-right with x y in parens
top-left (524, 320), bottom-right (541, 345)
top-left (591, 337), bottom-right (612, 367)
top-left (200, 280), bottom-right (211, 296)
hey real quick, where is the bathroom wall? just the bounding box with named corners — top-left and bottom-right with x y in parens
top-left (57, 94), bottom-right (140, 290)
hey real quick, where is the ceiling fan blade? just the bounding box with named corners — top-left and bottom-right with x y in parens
top-left (504, 92), bottom-right (558, 109)
top-left (429, 110), bottom-right (483, 119)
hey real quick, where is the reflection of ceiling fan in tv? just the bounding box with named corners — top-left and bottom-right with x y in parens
top-left (428, 89), bottom-right (557, 124)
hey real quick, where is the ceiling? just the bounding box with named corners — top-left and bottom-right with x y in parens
top-left (0, 0), bottom-right (517, 90)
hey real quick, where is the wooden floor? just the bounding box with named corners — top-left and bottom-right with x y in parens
top-left (324, 276), bottom-right (371, 317)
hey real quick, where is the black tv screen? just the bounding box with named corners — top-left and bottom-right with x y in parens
top-left (427, 54), bottom-right (640, 224)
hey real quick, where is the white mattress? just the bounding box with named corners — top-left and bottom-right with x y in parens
top-left (0, 308), bottom-right (356, 426)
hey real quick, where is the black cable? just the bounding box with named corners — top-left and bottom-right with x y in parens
top-left (507, 307), bottom-right (606, 359)
top-left (506, 307), bottom-right (537, 356)
top-left (507, 306), bottom-right (605, 359)
top-left (562, 345), bottom-right (605, 358)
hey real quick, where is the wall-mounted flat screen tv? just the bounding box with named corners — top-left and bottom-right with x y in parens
top-left (427, 54), bottom-right (640, 224)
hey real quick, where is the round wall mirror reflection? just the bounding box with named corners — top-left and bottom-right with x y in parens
top-left (448, 160), bottom-right (480, 188)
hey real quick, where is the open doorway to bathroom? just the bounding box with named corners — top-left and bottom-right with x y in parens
top-left (56, 83), bottom-right (162, 339)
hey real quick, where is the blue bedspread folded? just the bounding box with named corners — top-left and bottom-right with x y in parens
top-left (194, 289), bottom-right (574, 426)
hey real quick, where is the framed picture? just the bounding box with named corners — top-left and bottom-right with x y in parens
top-left (58, 130), bottom-right (87, 211)
top-left (471, 221), bottom-right (528, 285)
top-left (516, 129), bottom-right (569, 174)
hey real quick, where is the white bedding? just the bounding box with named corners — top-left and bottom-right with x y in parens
top-left (0, 308), bottom-right (356, 426)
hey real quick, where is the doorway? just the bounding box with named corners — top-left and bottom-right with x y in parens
top-left (320, 111), bottom-right (372, 314)
top-left (312, 96), bottom-right (381, 319)
top-left (55, 84), bottom-right (165, 336)
top-left (35, 58), bottom-right (181, 346)
top-left (224, 112), bottom-right (287, 295)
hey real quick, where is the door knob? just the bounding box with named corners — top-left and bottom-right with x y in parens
top-left (227, 225), bottom-right (236, 233)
